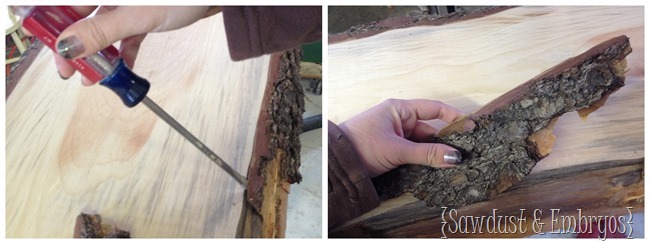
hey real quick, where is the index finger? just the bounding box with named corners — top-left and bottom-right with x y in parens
top-left (16, 6), bottom-right (99, 36)
top-left (396, 99), bottom-right (464, 124)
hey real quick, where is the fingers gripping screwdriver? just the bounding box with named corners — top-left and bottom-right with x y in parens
top-left (20, 6), bottom-right (247, 186)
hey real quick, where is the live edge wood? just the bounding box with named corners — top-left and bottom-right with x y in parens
top-left (333, 36), bottom-right (642, 238)
top-left (328, 6), bottom-right (644, 238)
top-left (331, 158), bottom-right (643, 237)
top-left (237, 49), bottom-right (304, 238)
top-left (374, 36), bottom-right (632, 207)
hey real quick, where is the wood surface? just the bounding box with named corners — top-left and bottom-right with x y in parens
top-left (328, 6), bottom-right (644, 237)
top-left (7, 13), bottom-right (270, 237)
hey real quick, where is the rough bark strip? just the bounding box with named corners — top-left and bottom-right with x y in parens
top-left (238, 49), bottom-right (304, 237)
top-left (6, 40), bottom-right (44, 99)
top-left (73, 213), bottom-right (130, 238)
top-left (329, 6), bottom-right (514, 44)
top-left (373, 35), bottom-right (633, 208)
top-left (331, 158), bottom-right (643, 237)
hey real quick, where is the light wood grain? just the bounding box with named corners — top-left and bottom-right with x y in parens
top-left (7, 13), bottom-right (271, 237)
top-left (328, 6), bottom-right (643, 173)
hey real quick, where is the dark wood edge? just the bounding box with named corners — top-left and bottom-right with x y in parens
top-left (235, 52), bottom-right (282, 238)
top-left (237, 49), bottom-right (304, 238)
top-left (330, 158), bottom-right (644, 237)
top-left (6, 40), bottom-right (44, 99)
top-left (246, 52), bottom-right (281, 213)
top-left (329, 6), bottom-right (515, 45)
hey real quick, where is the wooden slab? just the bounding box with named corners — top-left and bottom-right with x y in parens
top-left (371, 35), bottom-right (633, 208)
top-left (328, 6), bottom-right (643, 173)
top-left (7, 13), bottom-right (270, 237)
top-left (328, 6), bottom-right (644, 237)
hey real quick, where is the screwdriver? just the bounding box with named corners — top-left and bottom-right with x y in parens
top-left (19, 6), bottom-right (247, 186)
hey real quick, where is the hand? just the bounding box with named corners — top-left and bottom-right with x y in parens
top-left (339, 99), bottom-right (465, 178)
top-left (23, 6), bottom-right (220, 85)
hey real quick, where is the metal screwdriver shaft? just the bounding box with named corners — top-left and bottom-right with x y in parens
top-left (141, 96), bottom-right (248, 186)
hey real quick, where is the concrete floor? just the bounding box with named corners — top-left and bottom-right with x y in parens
top-left (285, 78), bottom-right (322, 238)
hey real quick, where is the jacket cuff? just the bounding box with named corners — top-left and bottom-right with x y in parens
top-left (223, 6), bottom-right (322, 61)
top-left (328, 121), bottom-right (379, 229)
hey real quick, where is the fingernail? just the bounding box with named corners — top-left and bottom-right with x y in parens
top-left (444, 151), bottom-right (462, 164)
top-left (58, 70), bottom-right (69, 80)
top-left (57, 36), bottom-right (85, 59)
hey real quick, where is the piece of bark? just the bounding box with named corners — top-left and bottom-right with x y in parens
top-left (373, 35), bottom-right (632, 207)
top-left (74, 213), bottom-right (130, 238)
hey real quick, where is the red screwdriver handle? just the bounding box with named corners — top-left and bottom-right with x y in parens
top-left (21, 6), bottom-right (120, 83)
top-left (20, 6), bottom-right (149, 107)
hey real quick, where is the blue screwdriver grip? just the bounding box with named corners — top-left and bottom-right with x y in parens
top-left (100, 59), bottom-right (150, 107)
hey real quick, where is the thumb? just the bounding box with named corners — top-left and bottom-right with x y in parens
top-left (397, 142), bottom-right (463, 168)
top-left (56, 7), bottom-right (158, 59)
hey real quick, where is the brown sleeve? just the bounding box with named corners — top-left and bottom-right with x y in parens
top-left (328, 121), bottom-right (379, 230)
top-left (222, 6), bottom-right (322, 61)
